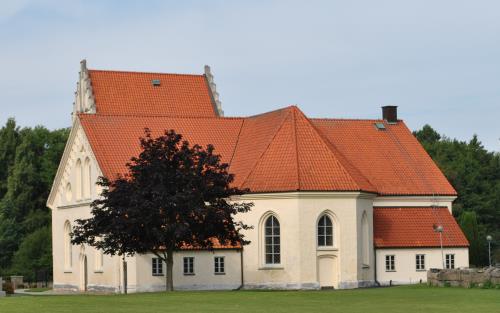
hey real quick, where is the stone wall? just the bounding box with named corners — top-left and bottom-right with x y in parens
top-left (427, 267), bottom-right (500, 288)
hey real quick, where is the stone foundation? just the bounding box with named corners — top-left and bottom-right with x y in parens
top-left (427, 267), bottom-right (500, 288)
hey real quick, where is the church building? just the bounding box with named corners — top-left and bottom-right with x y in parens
top-left (47, 60), bottom-right (469, 292)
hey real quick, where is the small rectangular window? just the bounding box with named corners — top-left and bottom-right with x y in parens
top-left (214, 257), bottom-right (225, 274)
top-left (152, 258), bottom-right (163, 276)
top-left (416, 254), bottom-right (425, 271)
top-left (445, 254), bottom-right (455, 269)
top-left (183, 257), bottom-right (194, 275)
top-left (385, 255), bottom-right (395, 271)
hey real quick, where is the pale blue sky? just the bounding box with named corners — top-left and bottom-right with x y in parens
top-left (1, 0), bottom-right (499, 151)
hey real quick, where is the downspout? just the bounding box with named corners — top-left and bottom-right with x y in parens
top-left (373, 246), bottom-right (381, 286)
top-left (236, 248), bottom-right (244, 290)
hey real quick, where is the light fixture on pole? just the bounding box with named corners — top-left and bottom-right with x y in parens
top-left (435, 225), bottom-right (445, 269)
top-left (486, 235), bottom-right (492, 268)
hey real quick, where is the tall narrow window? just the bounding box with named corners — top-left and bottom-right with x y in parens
top-left (317, 215), bottom-right (333, 247)
top-left (83, 158), bottom-right (91, 199)
top-left (445, 254), bottom-right (455, 269)
top-left (265, 215), bottom-right (280, 264)
top-left (416, 254), bottom-right (425, 271)
top-left (183, 257), bottom-right (194, 275)
top-left (214, 257), bottom-right (225, 274)
top-left (152, 258), bottom-right (163, 276)
top-left (64, 221), bottom-right (72, 270)
top-left (75, 159), bottom-right (82, 200)
top-left (361, 212), bottom-right (369, 265)
top-left (385, 255), bottom-right (395, 271)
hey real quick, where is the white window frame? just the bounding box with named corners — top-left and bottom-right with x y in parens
top-left (264, 215), bottom-right (281, 265)
top-left (415, 254), bottom-right (425, 271)
top-left (317, 215), bottom-right (334, 247)
top-left (445, 254), bottom-right (455, 269)
top-left (385, 255), bottom-right (395, 272)
top-left (214, 256), bottom-right (225, 275)
top-left (152, 257), bottom-right (163, 276)
top-left (183, 257), bottom-right (195, 275)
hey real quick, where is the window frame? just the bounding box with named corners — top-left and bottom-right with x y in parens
top-left (264, 215), bottom-right (281, 265)
top-left (317, 215), bottom-right (334, 248)
top-left (385, 255), bottom-right (396, 272)
top-left (183, 257), bottom-right (195, 275)
top-left (445, 254), bottom-right (455, 269)
top-left (214, 256), bottom-right (225, 275)
top-left (152, 257), bottom-right (163, 276)
top-left (415, 254), bottom-right (425, 271)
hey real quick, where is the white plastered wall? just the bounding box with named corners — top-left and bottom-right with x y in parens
top-left (238, 192), bottom-right (376, 289)
top-left (376, 247), bottom-right (469, 285)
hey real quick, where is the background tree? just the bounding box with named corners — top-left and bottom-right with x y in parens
top-left (414, 125), bottom-right (500, 265)
top-left (0, 119), bottom-right (68, 277)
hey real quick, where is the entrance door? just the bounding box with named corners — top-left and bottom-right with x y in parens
top-left (318, 256), bottom-right (338, 289)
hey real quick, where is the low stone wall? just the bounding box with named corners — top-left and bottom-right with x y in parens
top-left (427, 267), bottom-right (500, 288)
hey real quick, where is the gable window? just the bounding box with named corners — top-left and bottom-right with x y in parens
top-left (445, 254), bottom-right (455, 269)
top-left (265, 215), bottom-right (280, 265)
top-left (385, 255), bottom-right (395, 271)
top-left (317, 215), bottom-right (333, 247)
top-left (183, 257), bottom-right (194, 275)
top-left (152, 258), bottom-right (163, 276)
top-left (214, 257), bottom-right (225, 274)
top-left (416, 254), bottom-right (425, 271)
top-left (75, 159), bottom-right (82, 200)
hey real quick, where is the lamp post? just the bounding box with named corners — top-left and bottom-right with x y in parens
top-left (435, 225), bottom-right (445, 269)
top-left (486, 235), bottom-right (492, 268)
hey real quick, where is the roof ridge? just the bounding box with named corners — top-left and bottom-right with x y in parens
top-left (246, 105), bottom-right (297, 119)
top-left (88, 69), bottom-right (204, 77)
top-left (77, 113), bottom-right (244, 121)
top-left (227, 119), bottom-right (246, 171)
top-left (292, 107), bottom-right (376, 192)
top-left (239, 109), bottom-right (294, 189)
top-left (312, 117), bottom-right (388, 122)
top-left (292, 108), bottom-right (301, 191)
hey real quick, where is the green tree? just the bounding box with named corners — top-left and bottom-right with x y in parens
top-left (10, 226), bottom-right (52, 281)
top-left (458, 211), bottom-right (481, 266)
top-left (414, 125), bottom-right (500, 266)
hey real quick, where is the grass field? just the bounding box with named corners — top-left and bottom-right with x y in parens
top-left (0, 285), bottom-right (498, 313)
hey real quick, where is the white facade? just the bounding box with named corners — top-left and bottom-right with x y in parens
top-left (376, 248), bottom-right (469, 285)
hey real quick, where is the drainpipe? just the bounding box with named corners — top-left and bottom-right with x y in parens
top-left (373, 247), bottom-right (381, 286)
top-left (236, 248), bottom-right (244, 290)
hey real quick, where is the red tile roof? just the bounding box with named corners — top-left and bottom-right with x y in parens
top-left (373, 207), bottom-right (469, 248)
top-left (313, 119), bottom-right (457, 196)
top-left (80, 104), bottom-right (456, 195)
top-left (88, 70), bottom-right (218, 117)
top-left (80, 106), bottom-right (375, 193)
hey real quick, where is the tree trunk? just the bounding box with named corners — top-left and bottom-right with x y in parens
top-left (166, 248), bottom-right (174, 291)
top-left (122, 256), bottom-right (128, 295)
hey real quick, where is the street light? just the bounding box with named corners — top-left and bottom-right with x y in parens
top-left (486, 235), bottom-right (492, 268)
top-left (435, 225), bottom-right (445, 269)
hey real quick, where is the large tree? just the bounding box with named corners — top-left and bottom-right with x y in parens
top-left (414, 125), bottom-right (500, 265)
top-left (72, 129), bottom-right (252, 292)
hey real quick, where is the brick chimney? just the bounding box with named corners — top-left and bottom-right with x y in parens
top-left (382, 106), bottom-right (398, 123)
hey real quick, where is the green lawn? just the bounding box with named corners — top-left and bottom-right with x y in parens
top-left (0, 285), bottom-right (498, 313)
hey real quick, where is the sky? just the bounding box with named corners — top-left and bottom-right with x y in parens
top-left (0, 0), bottom-right (499, 151)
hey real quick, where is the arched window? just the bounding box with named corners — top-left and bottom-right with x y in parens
top-left (317, 215), bottom-right (333, 247)
top-left (265, 215), bottom-right (280, 265)
top-left (361, 212), bottom-right (369, 265)
top-left (75, 159), bottom-right (82, 200)
top-left (64, 221), bottom-right (72, 270)
top-left (83, 158), bottom-right (91, 199)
